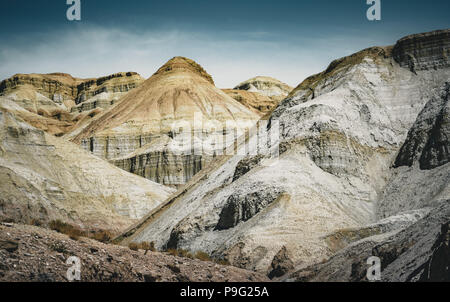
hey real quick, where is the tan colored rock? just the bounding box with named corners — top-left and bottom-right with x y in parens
top-left (0, 107), bottom-right (174, 233)
top-left (70, 57), bottom-right (260, 186)
top-left (70, 72), bottom-right (144, 112)
top-left (0, 73), bottom-right (84, 104)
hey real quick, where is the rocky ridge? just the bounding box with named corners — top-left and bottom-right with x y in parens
top-left (68, 57), bottom-right (260, 186)
top-left (222, 89), bottom-right (280, 115)
top-left (392, 29), bottom-right (450, 72)
top-left (116, 29), bottom-right (450, 277)
top-left (0, 72), bottom-right (143, 109)
top-left (0, 72), bottom-right (144, 136)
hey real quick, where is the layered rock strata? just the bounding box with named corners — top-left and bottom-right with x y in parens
top-left (392, 29), bottom-right (450, 72)
top-left (70, 57), bottom-right (260, 186)
top-left (117, 30), bottom-right (450, 275)
top-left (286, 202), bottom-right (449, 282)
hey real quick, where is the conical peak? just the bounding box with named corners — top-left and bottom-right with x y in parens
top-left (153, 56), bottom-right (215, 85)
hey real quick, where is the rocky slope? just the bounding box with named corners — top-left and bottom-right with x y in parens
top-left (233, 76), bottom-right (293, 102)
top-left (286, 201), bottom-right (449, 282)
top-left (285, 81), bottom-right (450, 281)
top-left (0, 107), bottom-right (174, 233)
top-left (0, 222), bottom-right (268, 282)
top-left (116, 29), bottom-right (450, 276)
top-left (377, 82), bottom-right (449, 219)
top-left (394, 83), bottom-right (449, 170)
top-left (69, 57), bottom-right (260, 186)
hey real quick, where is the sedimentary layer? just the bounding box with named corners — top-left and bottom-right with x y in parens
top-left (69, 57), bottom-right (260, 186)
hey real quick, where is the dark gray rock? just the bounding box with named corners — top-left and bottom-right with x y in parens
top-left (215, 187), bottom-right (282, 230)
top-left (268, 246), bottom-right (294, 279)
top-left (232, 155), bottom-right (263, 182)
top-left (395, 83), bottom-right (450, 170)
top-left (417, 222), bottom-right (449, 281)
top-left (286, 201), bottom-right (450, 282)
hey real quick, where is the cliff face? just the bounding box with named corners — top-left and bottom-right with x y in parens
top-left (110, 135), bottom-right (213, 186)
top-left (0, 72), bottom-right (144, 136)
top-left (70, 57), bottom-right (260, 186)
top-left (393, 29), bottom-right (450, 72)
top-left (117, 29), bottom-right (450, 275)
top-left (0, 72), bottom-right (143, 109)
top-left (0, 107), bottom-right (174, 233)
top-left (0, 73), bottom-right (82, 104)
top-left (394, 83), bottom-right (449, 170)
top-left (70, 72), bottom-right (144, 112)
top-left (377, 82), bottom-right (450, 219)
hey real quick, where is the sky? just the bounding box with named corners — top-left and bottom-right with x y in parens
top-left (0, 0), bottom-right (449, 88)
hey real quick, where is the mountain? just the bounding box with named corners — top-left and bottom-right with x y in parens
top-left (0, 104), bottom-right (174, 233)
top-left (0, 72), bottom-right (143, 136)
top-left (288, 84), bottom-right (449, 281)
top-left (69, 57), bottom-right (260, 186)
top-left (233, 76), bottom-right (293, 102)
top-left (116, 29), bottom-right (450, 277)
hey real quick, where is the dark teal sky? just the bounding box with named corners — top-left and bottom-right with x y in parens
top-left (1, 0), bottom-right (449, 87)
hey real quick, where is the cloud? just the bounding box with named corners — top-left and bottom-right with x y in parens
top-left (0, 25), bottom-right (391, 88)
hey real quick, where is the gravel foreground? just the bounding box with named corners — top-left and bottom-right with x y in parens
top-left (0, 223), bottom-right (269, 282)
